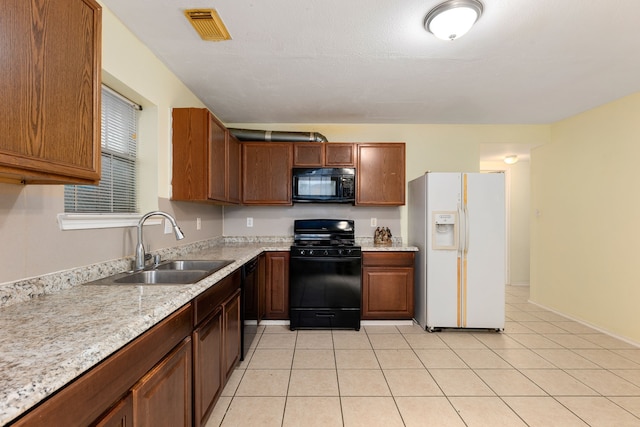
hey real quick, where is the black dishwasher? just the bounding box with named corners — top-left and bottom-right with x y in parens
top-left (241, 256), bottom-right (260, 360)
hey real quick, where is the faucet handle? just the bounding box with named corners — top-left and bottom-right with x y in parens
top-left (153, 254), bottom-right (161, 267)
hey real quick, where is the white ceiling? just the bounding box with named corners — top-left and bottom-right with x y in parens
top-left (101, 0), bottom-right (640, 159)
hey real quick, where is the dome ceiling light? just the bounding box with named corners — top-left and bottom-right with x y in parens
top-left (424, 0), bottom-right (484, 41)
top-left (503, 155), bottom-right (519, 165)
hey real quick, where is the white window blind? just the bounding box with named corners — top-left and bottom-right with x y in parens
top-left (64, 86), bottom-right (139, 213)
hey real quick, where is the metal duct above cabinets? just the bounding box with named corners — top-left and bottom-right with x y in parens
top-left (228, 128), bottom-right (328, 143)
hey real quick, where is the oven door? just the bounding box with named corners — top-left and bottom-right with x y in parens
top-left (289, 255), bottom-right (361, 330)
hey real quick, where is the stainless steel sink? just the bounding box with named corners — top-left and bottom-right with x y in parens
top-left (114, 269), bottom-right (210, 284)
top-left (84, 259), bottom-right (235, 285)
top-left (155, 260), bottom-right (233, 272)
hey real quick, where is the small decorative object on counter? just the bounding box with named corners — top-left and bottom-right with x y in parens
top-left (374, 226), bottom-right (393, 246)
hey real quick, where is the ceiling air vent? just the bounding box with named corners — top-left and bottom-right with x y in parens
top-left (184, 9), bottom-right (231, 41)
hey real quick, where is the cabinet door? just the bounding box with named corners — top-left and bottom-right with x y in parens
top-left (207, 115), bottom-right (227, 202)
top-left (265, 252), bottom-right (290, 319)
top-left (362, 268), bottom-right (414, 319)
top-left (242, 143), bottom-right (293, 205)
top-left (293, 143), bottom-right (323, 166)
top-left (362, 252), bottom-right (415, 319)
top-left (132, 338), bottom-right (192, 427)
top-left (193, 308), bottom-right (223, 427)
top-left (0, 0), bottom-right (101, 184)
top-left (223, 289), bottom-right (242, 381)
top-left (172, 108), bottom-right (209, 201)
top-left (356, 143), bottom-right (405, 206)
top-left (325, 143), bottom-right (356, 167)
top-left (93, 394), bottom-right (133, 427)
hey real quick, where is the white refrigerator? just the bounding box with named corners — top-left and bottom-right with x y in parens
top-left (408, 172), bottom-right (505, 331)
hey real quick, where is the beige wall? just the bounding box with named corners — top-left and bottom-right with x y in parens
top-left (509, 161), bottom-right (532, 284)
top-left (481, 160), bottom-right (531, 285)
top-left (531, 92), bottom-right (640, 343)
top-left (0, 4), bottom-right (223, 284)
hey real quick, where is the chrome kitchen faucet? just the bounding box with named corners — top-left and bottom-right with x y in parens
top-left (134, 211), bottom-right (185, 271)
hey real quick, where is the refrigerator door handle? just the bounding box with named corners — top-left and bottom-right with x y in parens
top-left (457, 204), bottom-right (464, 255)
top-left (464, 204), bottom-right (470, 254)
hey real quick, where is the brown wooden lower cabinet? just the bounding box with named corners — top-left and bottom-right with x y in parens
top-left (362, 252), bottom-right (415, 320)
top-left (264, 251), bottom-right (290, 319)
top-left (131, 337), bottom-right (192, 427)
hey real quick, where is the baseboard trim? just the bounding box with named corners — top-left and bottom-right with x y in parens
top-left (527, 299), bottom-right (640, 348)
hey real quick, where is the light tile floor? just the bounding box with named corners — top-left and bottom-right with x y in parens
top-left (205, 286), bottom-right (640, 426)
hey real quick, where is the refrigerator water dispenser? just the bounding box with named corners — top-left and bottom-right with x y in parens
top-left (432, 211), bottom-right (458, 250)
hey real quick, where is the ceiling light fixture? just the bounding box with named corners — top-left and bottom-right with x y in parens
top-left (503, 155), bottom-right (518, 165)
top-left (424, 0), bottom-right (483, 41)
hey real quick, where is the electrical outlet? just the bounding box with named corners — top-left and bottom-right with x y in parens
top-left (164, 219), bottom-right (172, 234)
top-left (247, 217), bottom-right (253, 227)
top-left (370, 217), bottom-right (377, 227)
top-left (196, 217), bottom-right (201, 230)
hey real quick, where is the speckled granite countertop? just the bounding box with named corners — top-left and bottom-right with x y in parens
top-left (0, 239), bottom-right (416, 425)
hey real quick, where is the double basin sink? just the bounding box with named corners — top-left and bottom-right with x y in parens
top-left (87, 260), bottom-right (234, 285)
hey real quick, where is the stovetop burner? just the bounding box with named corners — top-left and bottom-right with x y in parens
top-left (293, 219), bottom-right (356, 247)
top-left (294, 239), bottom-right (355, 247)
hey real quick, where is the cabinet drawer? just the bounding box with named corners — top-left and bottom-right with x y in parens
top-left (194, 269), bottom-right (241, 326)
top-left (362, 252), bottom-right (414, 267)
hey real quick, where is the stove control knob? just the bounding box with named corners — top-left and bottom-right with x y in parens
top-left (299, 250), bottom-right (305, 256)
top-left (324, 250), bottom-right (329, 256)
top-left (309, 250), bottom-right (314, 256)
top-left (337, 249), bottom-right (343, 255)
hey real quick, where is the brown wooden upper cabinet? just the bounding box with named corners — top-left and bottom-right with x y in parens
top-left (171, 108), bottom-right (241, 204)
top-left (356, 143), bottom-right (406, 206)
top-left (0, 0), bottom-right (102, 185)
top-left (241, 142), bottom-right (293, 205)
top-left (292, 143), bottom-right (356, 167)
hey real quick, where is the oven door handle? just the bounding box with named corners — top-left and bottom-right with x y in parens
top-left (314, 312), bottom-right (336, 317)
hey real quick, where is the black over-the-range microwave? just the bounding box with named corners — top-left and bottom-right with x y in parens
top-left (292, 167), bottom-right (356, 203)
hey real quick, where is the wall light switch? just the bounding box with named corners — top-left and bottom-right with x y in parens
top-left (196, 217), bottom-right (201, 230)
top-left (247, 217), bottom-right (253, 227)
top-left (370, 218), bottom-right (377, 227)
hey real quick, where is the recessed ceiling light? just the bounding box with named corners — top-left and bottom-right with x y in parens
top-left (424, 0), bottom-right (483, 41)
